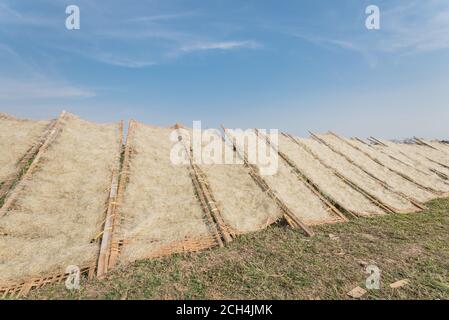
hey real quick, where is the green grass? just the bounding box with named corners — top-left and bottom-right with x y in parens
top-left (28, 198), bottom-right (449, 300)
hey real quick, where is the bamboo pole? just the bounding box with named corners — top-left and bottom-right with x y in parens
top-left (369, 136), bottom-right (387, 146)
top-left (107, 120), bottom-right (135, 270)
top-left (413, 137), bottom-right (438, 150)
top-left (97, 121), bottom-right (124, 278)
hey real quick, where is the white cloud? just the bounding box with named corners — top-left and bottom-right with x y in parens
top-left (89, 52), bottom-right (155, 68)
top-left (180, 40), bottom-right (260, 53)
top-left (126, 11), bottom-right (199, 23)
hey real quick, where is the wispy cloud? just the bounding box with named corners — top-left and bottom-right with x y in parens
top-left (379, 1), bottom-right (449, 53)
top-left (180, 40), bottom-right (260, 52)
top-left (88, 52), bottom-right (156, 68)
top-left (125, 11), bottom-right (199, 23)
top-left (290, 0), bottom-right (449, 65)
top-left (0, 2), bottom-right (262, 69)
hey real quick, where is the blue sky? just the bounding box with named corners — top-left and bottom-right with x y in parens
top-left (1, 0), bottom-right (448, 139)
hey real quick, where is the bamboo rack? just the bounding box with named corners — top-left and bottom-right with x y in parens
top-left (310, 132), bottom-right (425, 211)
top-left (0, 111), bottom-right (67, 217)
top-left (285, 133), bottom-right (396, 215)
top-left (255, 129), bottom-right (349, 222)
top-left (0, 264), bottom-right (95, 299)
top-left (106, 122), bottom-right (224, 272)
top-left (370, 135), bottom-right (449, 184)
top-left (336, 133), bottom-right (445, 193)
top-left (0, 119), bottom-right (58, 199)
top-left (221, 125), bottom-right (314, 237)
top-left (175, 125), bottom-right (233, 245)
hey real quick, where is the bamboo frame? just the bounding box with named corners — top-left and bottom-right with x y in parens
top-left (255, 129), bottom-right (349, 222)
top-left (0, 111), bottom-right (67, 217)
top-left (280, 133), bottom-right (382, 218)
top-left (96, 121), bottom-right (124, 278)
top-left (0, 264), bottom-right (95, 299)
top-left (215, 132), bottom-right (282, 232)
top-left (393, 138), bottom-right (449, 170)
top-left (0, 116), bottom-right (123, 297)
top-left (285, 133), bottom-right (396, 215)
top-left (175, 125), bottom-right (234, 245)
top-left (370, 136), bottom-right (449, 182)
top-left (355, 137), bottom-right (432, 176)
top-left (341, 134), bottom-right (446, 195)
top-left (0, 119), bottom-right (58, 199)
top-left (221, 125), bottom-right (314, 237)
top-left (106, 122), bottom-right (223, 272)
top-left (310, 132), bottom-right (425, 211)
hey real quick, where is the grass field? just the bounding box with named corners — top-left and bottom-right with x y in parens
top-left (28, 198), bottom-right (449, 300)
